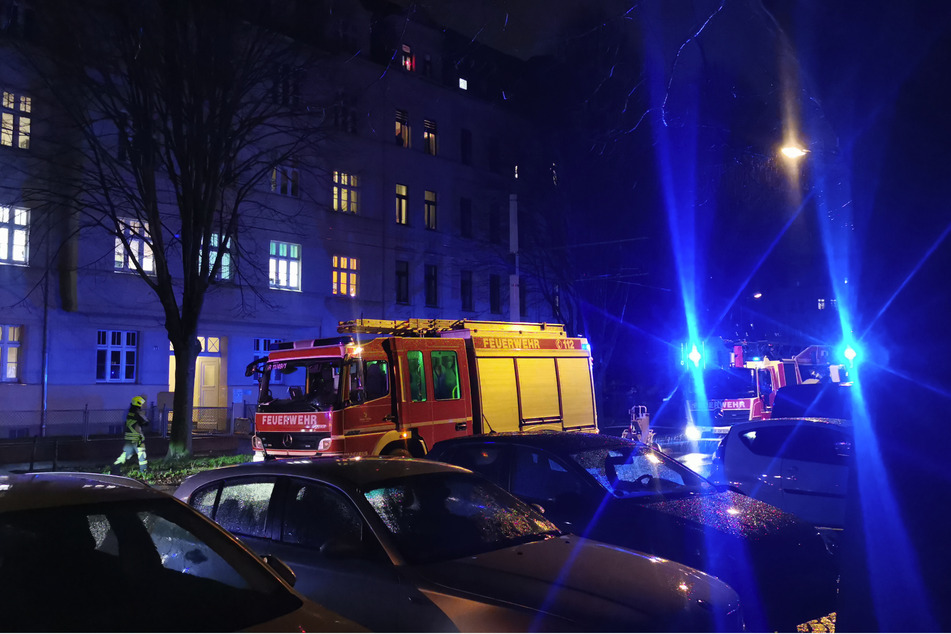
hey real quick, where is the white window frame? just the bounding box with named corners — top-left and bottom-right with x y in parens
top-left (269, 240), bottom-right (301, 291)
top-left (114, 218), bottom-right (154, 273)
top-left (332, 255), bottom-right (359, 297)
top-left (270, 161), bottom-right (300, 197)
top-left (201, 233), bottom-right (232, 280)
top-left (96, 330), bottom-right (138, 383)
top-left (0, 205), bottom-right (28, 265)
top-left (333, 171), bottom-right (359, 213)
top-left (253, 338), bottom-right (285, 384)
top-left (1, 90), bottom-right (30, 149)
top-left (1, 325), bottom-right (21, 381)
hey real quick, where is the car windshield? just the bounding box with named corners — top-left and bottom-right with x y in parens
top-left (0, 497), bottom-right (300, 631)
top-left (259, 359), bottom-right (343, 412)
top-left (364, 473), bottom-right (561, 565)
top-left (570, 445), bottom-right (717, 499)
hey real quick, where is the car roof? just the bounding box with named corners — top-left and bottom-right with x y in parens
top-left (0, 472), bottom-right (161, 513)
top-left (178, 456), bottom-right (472, 492)
top-left (430, 431), bottom-right (633, 454)
top-left (729, 417), bottom-right (853, 432)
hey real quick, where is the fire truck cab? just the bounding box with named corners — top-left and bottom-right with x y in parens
top-left (246, 319), bottom-right (598, 459)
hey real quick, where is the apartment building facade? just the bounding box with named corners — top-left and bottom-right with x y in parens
top-left (0, 0), bottom-right (560, 426)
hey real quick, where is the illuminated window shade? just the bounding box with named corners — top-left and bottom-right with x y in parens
top-left (333, 171), bottom-right (359, 213)
top-left (395, 109), bottom-right (410, 148)
top-left (114, 218), bottom-right (153, 273)
top-left (1, 324), bottom-right (21, 381)
top-left (395, 184), bottom-right (409, 225)
top-left (0, 91), bottom-right (30, 149)
top-left (332, 255), bottom-right (359, 297)
top-left (269, 240), bottom-right (302, 291)
top-left (0, 205), bottom-right (29, 264)
top-left (96, 329), bottom-right (137, 382)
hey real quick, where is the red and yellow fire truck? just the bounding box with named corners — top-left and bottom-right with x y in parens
top-left (246, 318), bottom-right (598, 459)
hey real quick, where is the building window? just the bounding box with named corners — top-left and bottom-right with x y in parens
top-left (423, 119), bottom-right (437, 156)
top-left (332, 255), bottom-right (359, 297)
top-left (96, 330), bottom-right (138, 383)
top-left (489, 203), bottom-right (501, 244)
top-left (422, 54), bottom-right (433, 77)
top-left (818, 298), bottom-right (826, 310)
top-left (401, 44), bottom-right (415, 71)
top-left (332, 92), bottom-right (357, 134)
top-left (425, 264), bottom-right (438, 307)
top-left (488, 137), bottom-right (501, 174)
top-left (459, 197), bottom-right (472, 238)
top-left (490, 274), bottom-right (501, 314)
top-left (461, 270), bottom-right (473, 312)
top-left (458, 77), bottom-right (468, 90)
top-left (0, 205), bottom-right (28, 265)
top-left (114, 218), bottom-right (153, 273)
top-left (253, 338), bottom-right (284, 383)
top-left (333, 171), bottom-right (359, 213)
top-left (424, 190), bottom-right (437, 230)
top-left (1, 90), bottom-right (30, 149)
top-left (395, 109), bottom-right (410, 148)
top-left (270, 160), bottom-right (299, 197)
top-left (201, 233), bottom-right (232, 280)
top-left (460, 128), bottom-right (472, 166)
top-left (269, 241), bottom-right (301, 291)
top-left (396, 260), bottom-right (409, 304)
top-left (1, 325), bottom-right (21, 381)
top-left (270, 64), bottom-right (301, 107)
top-left (395, 184), bottom-right (409, 225)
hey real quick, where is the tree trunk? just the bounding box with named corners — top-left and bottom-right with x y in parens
top-left (168, 336), bottom-right (200, 458)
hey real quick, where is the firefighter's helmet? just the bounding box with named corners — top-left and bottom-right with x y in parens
top-left (131, 396), bottom-right (146, 408)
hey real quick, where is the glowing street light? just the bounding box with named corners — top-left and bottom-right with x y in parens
top-left (780, 144), bottom-right (808, 159)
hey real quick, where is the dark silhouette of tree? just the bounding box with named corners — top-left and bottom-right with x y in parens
top-left (20, 0), bottom-right (331, 456)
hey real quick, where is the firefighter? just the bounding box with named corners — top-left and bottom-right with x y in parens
top-left (111, 396), bottom-right (149, 473)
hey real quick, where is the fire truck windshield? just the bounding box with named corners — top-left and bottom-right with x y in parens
top-left (258, 359), bottom-right (343, 412)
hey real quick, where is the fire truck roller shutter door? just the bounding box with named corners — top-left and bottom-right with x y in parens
top-left (516, 357), bottom-right (560, 423)
top-left (557, 357), bottom-right (597, 429)
top-left (475, 358), bottom-right (520, 432)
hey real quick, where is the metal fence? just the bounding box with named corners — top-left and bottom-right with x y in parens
top-left (0, 404), bottom-right (250, 440)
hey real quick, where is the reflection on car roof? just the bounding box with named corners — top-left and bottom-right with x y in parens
top-left (0, 472), bottom-right (159, 513)
top-left (434, 431), bottom-right (633, 453)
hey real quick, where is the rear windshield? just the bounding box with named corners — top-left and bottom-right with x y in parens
top-left (570, 444), bottom-right (717, 499)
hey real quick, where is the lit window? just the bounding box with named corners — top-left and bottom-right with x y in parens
top-left (401, 44), bottom-right (415, 72)
top-left (818, 298), bottom-right (826, 310)
top-left (270, 160), bottom-right (300, 197)
top-left (114, 218), bottom-right (153, 273)
top-left (395, 184), bottom-right (409, 225)
top-left (458, 77), bottom-right (468, 90)
top-left (333, 171), bottom-right (359, 213)
top-left (395, 109), bottom-right (410, 148)
top-left (269, 241), bottom-right (301, 291)
top-left (424, 190), bottom-right (437, 230)
top-left (332, 255), bottom-right (359, 297)
top-left (0, 205), bottom-right (28, 264)
top-left (423, 119), bottom-right (437, 156)
top-left (201, 233), bottom-right (232, 280)
top-left (1, 325), bottom-right (21, 381)
top-left (1, 91), bottom-right (30, 149)
top-left (96, 330), bottom-right (138, 382)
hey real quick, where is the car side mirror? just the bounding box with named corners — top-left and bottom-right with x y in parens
top-left (261, 554), bottom-right (297, 587)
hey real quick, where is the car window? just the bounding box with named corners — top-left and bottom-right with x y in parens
top-left (408, 350), bottom-right (427, 402)
top-left (438, 444), bottom-right (507, 487)
top-left (432, 350), bottom-right (460, 400)
top-left (571, 445), bottom-right (714, 498)
top-left (364, 473), bottom-right (559, 565)
top-left (511, 447), bottom-right (583, 502)
top-left (213, 478), bottom-right (277, 539)
top-left (282, 479), bottom-right (363, 548)
top-left (784, 425), bottom-right (852, 465)
top-left (737, 425), bottom-right (794, 456)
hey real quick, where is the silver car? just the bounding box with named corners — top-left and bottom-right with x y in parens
top-left (0, 472), bottom-right (361, 632)
top-left (175, 457), bottom-right (744, 632)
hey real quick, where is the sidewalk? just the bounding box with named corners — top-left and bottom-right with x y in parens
top-left (0, 434), bottom-right (253, 475)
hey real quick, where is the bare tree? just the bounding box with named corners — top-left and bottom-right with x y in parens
top-left (21, 0), bottom-right (331, 457)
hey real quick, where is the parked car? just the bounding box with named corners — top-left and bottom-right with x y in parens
top-left (712, 417), bottom-right (852, 530)
top-left (175, 457), bottom-right (744, 632)
top-left (427, 432), bottom-right (838, 631)
top-left (0, 472), bottom-right (361, 632)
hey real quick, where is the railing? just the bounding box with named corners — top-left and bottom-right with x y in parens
top-left (0, 404), bottom-right (252, 440)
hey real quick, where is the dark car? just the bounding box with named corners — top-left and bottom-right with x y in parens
top-left (0, 472), bottom-right (361, 632)
top-left (175, 457), bottom-right (744, 632)
top-left (428, 432), bottom-right (838, 631)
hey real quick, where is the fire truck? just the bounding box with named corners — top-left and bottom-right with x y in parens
top-left (655, 341), bottom-right (848, 439)
top-left (246, 318), bottom-right (598, 459)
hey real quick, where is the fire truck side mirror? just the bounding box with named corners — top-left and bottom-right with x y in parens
top-left (350, 389), bottom-right (365, 405)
